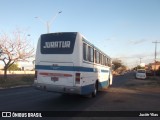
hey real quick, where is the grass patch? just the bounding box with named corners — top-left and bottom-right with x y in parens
top-left (147, 76), bottom-right (160, 80)
top-left (146, 76), bottom-right (160, 86)
top-left (0, 75), bottom-right (34, 88)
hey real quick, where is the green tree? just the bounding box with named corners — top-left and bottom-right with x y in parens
top-left (137, 65), bottom-right (145, 70)
top-left (112, 59), bottom-right (127, 74)
top-left (112, 60), bottom-right (123, 70)
top-left (8, 63), bottom-right (21, 71)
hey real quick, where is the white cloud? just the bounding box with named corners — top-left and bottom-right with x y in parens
top-left (128, 39), bottom-right (148, 45)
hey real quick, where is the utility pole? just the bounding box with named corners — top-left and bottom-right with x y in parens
top-left (35, 11), bottom-right (62, 33)
top-left (139, 57), bottom-right (142, 64)
top-left (152, 40), bottom-right (160, 76)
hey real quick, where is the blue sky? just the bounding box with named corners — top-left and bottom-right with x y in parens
top-left (1, 0), bottom-right (160, 68)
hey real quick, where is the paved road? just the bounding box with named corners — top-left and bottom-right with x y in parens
top-left (0, 72), bottom-right (160, 120)
top-left (112, 72), bottom-right (135, 87)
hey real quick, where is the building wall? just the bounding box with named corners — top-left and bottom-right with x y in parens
top-left (151, 64), bottom-right (160, 70)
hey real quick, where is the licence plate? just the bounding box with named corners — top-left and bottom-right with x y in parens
top-left (51, 77), bottom-right (59, 82)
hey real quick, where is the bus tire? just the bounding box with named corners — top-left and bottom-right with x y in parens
top-left (92, 82), bottom-right (98, 97)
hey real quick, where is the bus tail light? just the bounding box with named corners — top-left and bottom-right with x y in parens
top-left (35, 71), bottom-right (37, 80)
top-left (75, 73), bottom-right (80, 84)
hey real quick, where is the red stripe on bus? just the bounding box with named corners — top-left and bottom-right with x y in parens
top-left (39, 72), bottom-right (72, 77)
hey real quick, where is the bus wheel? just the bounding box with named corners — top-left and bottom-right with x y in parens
top-left (92, 82), bottom-right (98, 97)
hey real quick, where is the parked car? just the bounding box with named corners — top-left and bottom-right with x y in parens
top-left (135, 69), bottom-right (146, 79)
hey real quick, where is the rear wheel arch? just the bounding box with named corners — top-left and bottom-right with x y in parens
top-left (91, 80), bottom-right (99, 97)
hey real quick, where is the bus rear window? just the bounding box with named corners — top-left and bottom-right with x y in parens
top-left (41, 33), bottom-right (77, 54)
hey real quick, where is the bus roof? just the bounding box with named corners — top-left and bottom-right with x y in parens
top-left (40, 32), bottom-right (111, 59)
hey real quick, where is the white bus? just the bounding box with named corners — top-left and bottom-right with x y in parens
top-left (34, 32), bottom-right (112, 97)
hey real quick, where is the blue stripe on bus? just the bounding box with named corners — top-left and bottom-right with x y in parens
top-left (35, 65), bottom-right (108, 73)
top-left (81, 81), bottom-right (109, 95)
top-left (98, 80), bottom-right (109, 89)
top-left (81, 84), bottom-right (94, 95)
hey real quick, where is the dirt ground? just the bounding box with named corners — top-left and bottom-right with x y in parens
top-left (124, 76), bottom-right (160, 94)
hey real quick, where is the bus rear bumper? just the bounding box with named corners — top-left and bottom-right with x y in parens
top-left (33, 82), bottom-right (81, 95)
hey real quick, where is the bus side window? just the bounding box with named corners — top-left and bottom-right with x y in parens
top-left (88, 46), bottom-right (91, 62)
top-left (103, 56), bottom-right (106, 65)
top-left (83, 43), bottom-right (87, 61)
top-left (88, 46), bottom-right (94, 62)
top-left (107, 58), bottom-right (109, 66)
top-left (91, 47), bottom-right (94, 62)
top-left (97, 52), bottom-right (100, 64)
top-left (108, 59), bottom-right (111, 67)
top-left (105, 58), bottom-right (108, 66)
top-left (95, 50), bottom-right (97, 63)
top-left (102, 55), bottom-right (104, 65)
top-left (99, 53), bottom-right (102, 65)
